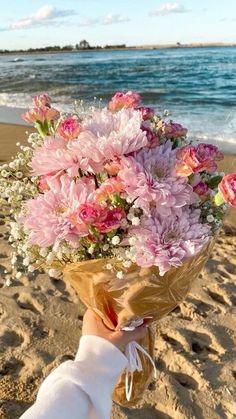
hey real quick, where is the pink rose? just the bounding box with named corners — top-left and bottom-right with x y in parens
top-left (22, 106), bottom-right (60, 124)
top-left (94, 208), bottom-right (126, 233)
top-left (32, 93), bottom-right (51, 108)
top-left (218, 173), bottom-right (236, 208)
top-left (141, 125), bottom-right (160, 148)
top-left (176, 143), bottom-right (224, 177)
top-left (162, 122), bottom-right (187, 139)
top-left (57, 117), bottom-right (81, 141)
top-left (108, 91), bottom-right (141, 111)
top-left (136, 107), bottom-right (155, 121)
top-left (95, 177), bottom-right (124, 202)
top-left (77, 203), bottom-right (103, 224)
top-left (193, 181), bottom-right (210, 199)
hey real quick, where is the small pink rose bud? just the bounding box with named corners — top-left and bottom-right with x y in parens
top-left (163, 122), bottom-right (187, 139)
top-left (136, 107), bottom-right (155, 121)
top-left (141, 125), bottom-right (160, 148)
top-left (218, 173), bottom-right (236, 208)
top-left (108, 91), bottom-right (141, 111)
top-left (193, 181), bottom-right (210, 199)
top-left (32, 92), bottom-right (51, 108)
top-left (94, 208), bottom-right (126, 233)
top-left (57, 117), bottom-right (81, 141)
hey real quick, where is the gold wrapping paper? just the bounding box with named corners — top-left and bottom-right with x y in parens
top-left (63, 240), bottom-right (214, 406)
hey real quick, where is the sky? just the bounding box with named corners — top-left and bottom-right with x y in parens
top-left (0, 0), bottom-right (236, 50)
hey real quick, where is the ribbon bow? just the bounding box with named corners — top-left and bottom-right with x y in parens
top-left (125, 340), bottom-right (157, 401)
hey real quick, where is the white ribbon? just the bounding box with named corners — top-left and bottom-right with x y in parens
top-left (124, 340), bottom-right (157, 401)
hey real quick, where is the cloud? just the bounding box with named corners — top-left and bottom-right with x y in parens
top-left (102, 14), bottom-right (130, 25)
top-left (80, 13), bottom-right (130, 27)
top-left (150, 2), bottom-right (190, 16)
top-left (9, 5), bottom-right (75, 30)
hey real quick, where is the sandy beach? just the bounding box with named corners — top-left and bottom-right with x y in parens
top-left (0, 124), bottom-right (236, 419)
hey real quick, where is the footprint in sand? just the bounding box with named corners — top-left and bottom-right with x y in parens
top-left (0, 324), bottom-right (28, 354)
top-left (161, 333), bottom-right (185, 351)
top-left (19, 350), bottom-right (54, 383)
top-left (206, 285), bottom-right (233, 307)
top-left (120, 404), bottom-right (172, 419)
top-left (0, 329), bottom-right (23, 349)
top-left (49, 277), bottom-right (79, 304)
top-left (182, 327), bottom-right (225, 359)
top-left (224, 260), bottom-right (236, 275)
top-left (171, 371), bottom-right (199, 390)
top-left (13, 292), bottom-right (46, 315)
top-left (0, 302), bottom-right (6, 320)
top-left (0, 357), bottom-right (24, 377)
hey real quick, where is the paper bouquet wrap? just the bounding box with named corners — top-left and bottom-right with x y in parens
top-left (2, 92), bottom-right (234, 407)
top-left (63, 240), bottom-right (214, 407)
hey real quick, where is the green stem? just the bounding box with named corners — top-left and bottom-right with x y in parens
top-left (93, 174), bottom-right (99, 189)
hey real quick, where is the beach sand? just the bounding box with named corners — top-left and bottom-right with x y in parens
top-left (0, 124), bottom-right (236, 419)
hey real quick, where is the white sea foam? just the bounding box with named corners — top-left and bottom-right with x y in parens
top-left (0, 93), bottom-right (32, 109)
top-left (191, 132), bottom-right (236, 154)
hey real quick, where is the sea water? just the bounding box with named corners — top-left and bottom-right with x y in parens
top-left (0, 47), bottom-right (236, 153)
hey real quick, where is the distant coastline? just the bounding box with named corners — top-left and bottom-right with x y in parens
top-left (1, 42), bottom-right (236, 55)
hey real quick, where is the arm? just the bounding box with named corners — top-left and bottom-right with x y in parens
top-left (20, 310), bottom-right (148, 419)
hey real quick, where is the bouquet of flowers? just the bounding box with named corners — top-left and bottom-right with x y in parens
top-left (1, 91), bottom-right (235, 405)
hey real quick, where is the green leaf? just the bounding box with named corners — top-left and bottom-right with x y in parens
top-left (214, 191), bottom-right (225, 206)
top-left (88, 225), bottom-right (99, 237)
top-left (35, 121), bottom-right (47, 138)
top-left (207, 175), bottom-right (222, 189)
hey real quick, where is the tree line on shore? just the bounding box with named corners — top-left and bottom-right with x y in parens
top-left (0, 40), bottom-right (127, 54)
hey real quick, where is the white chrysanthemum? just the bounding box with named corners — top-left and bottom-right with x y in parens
top-left (78, 108), bottom-right (147, 161)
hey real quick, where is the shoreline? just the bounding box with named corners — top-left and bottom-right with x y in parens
top-left (1, 43), bottom-right (236, 56)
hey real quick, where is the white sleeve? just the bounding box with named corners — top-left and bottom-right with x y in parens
top-left (20, 335), bottom-right (128, 419)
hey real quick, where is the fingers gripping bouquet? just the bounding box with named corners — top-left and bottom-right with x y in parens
top-left (1, 91), bottom-right (236, 405)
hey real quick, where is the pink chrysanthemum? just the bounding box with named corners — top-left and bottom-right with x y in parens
top-left (127, 207), bottom-right (210, 275)
top-left (119, 141), bottom-right (195, 215)
top-left (30, 137), bottom-right (103, 177)
top-left (77, 108), bottom-right (148, 162)
top-left (21, 175), bottom-right (95, 247)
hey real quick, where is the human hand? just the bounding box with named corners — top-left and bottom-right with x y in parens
top-left (82, 309), bottom-right (149, 351)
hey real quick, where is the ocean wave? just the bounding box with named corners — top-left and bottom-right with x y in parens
top-left (0, 93), bottom-right (33, 108)
top-left (190, 132), bottom-right (236, 154)
top-left (12, 58), bottom-right (24, 62)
